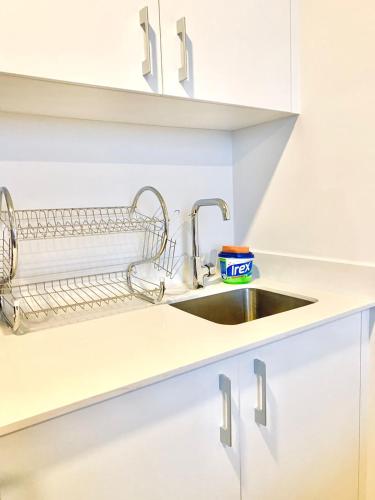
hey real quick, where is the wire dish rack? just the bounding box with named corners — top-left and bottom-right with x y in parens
top-left (0, 186), bottom-right (176, 333)
top-left (13, 206), bottom-right (164, 240)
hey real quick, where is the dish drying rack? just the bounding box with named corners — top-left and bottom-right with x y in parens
top-left (0, 186), bottom-right (176, 333)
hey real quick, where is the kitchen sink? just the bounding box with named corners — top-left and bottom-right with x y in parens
top-left (170, 288), bottom-right (316, 325)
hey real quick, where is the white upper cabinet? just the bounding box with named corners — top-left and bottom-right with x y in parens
top-left (0, 0), bottom-right (162, 93)
top-left (0, 0), bottom-right (294, 120)
top-left (159, 0), bottom-right (292, 111)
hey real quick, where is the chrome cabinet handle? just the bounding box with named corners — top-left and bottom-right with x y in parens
top-left (176, 17), bottom-right (187, 82)
top-left (254, 359), bottom-right (267, 426)
top-left (140, 6), bottom-right (151, 76)
top-left (219, 374), bottom-right (232, 447)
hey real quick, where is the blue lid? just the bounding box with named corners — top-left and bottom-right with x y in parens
top-left (218, 251), bottom-right (254, 259)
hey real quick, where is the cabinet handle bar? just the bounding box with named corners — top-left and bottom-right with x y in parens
top-left (140, 6), bottom-right (151, 76)
top-left (219, 374), bottom-right (232, 447)
top-left (176, 17), bottom-right (188, 82)
top-left (254, 359), bottom-right (267, 426)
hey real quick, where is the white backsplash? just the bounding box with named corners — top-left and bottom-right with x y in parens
top-left (0, 111), bottom-right (234, 287)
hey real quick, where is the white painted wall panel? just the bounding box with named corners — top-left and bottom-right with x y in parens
top-left (233, 0), bottom-right (375, 265)
top-left (0, 112), bottom-right (234, 285)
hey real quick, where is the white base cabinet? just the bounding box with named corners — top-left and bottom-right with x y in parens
top-left (0, 313), bottom-right (364, 499)
top-left (240, 314), bottom-right (362, 500)
top-left (0, 358), bottom-right (240, 500)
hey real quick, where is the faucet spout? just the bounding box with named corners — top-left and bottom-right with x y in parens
top-left (191, 198), bottom-right (231, 289)
top-left (191, 198), bottom-right (230, 222)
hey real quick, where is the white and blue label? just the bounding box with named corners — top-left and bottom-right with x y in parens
top-left (220, 257), bottom-right (253, 280)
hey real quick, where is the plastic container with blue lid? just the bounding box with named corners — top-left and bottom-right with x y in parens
top-left (218, 246), bottom-right (254, 284)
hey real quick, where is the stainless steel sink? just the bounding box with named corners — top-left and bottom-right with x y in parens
top-left (170, 288), bottom-right (316, 325)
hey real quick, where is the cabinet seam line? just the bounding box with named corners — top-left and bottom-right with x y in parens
top-left (238, 359), bottom-right (243, 500)
top-left (357, 312), bottom-right (365, 500)
top-left (157, 0), bottom-right (164, 94)
top-left (289, 0), bottom-right (293, 111)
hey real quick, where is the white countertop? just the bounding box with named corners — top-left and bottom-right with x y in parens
top-left (0, 278), bottom-right (373, 437)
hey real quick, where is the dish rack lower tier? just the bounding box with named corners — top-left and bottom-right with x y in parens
top-left (1, 270), bottom-right (165, 332)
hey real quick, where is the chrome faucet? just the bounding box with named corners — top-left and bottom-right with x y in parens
top-left (191, 198), bottom-right (231, 288)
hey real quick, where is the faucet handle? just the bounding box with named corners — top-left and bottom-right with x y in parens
top-left (206, 262), bottom-right (217, 277)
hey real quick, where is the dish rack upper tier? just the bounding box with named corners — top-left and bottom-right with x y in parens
top-left (0, 186), bottom-right (176, 333)
top-left (10, 206), bottom-right (165, 240)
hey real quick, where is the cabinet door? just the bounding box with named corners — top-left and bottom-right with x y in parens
top-left (240, 314), bottom-right (362, 500)
top-left (0, 0), bottom-right (161, 93)
top-left (159, 0), bottom-right (291, 111)
top-left (0, 358), bottom-right (240, 500)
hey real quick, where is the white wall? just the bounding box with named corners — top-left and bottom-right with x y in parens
top-left (0, 111), bottom-right (234, 284)
top-left (233, 0), bottom-right (375, 266)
